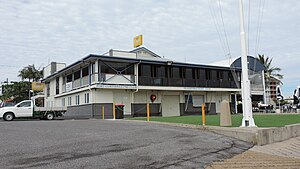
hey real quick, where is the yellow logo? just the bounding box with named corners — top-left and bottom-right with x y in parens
top-left (134, 35), bottom-right (143, 48)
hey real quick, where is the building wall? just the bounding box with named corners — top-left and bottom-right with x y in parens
top-left (59, 76), bottom-right (63, 94)
top-left (94, 89), bottom-right (113, 103)
top-left (113, 90), bottom-right (132, 115)
top-left (65, 103), bottom-right (113, 119)
top-left (44, 71), bottom-right (234, 118)
top-left (43, 49), bottom-right (240, 118)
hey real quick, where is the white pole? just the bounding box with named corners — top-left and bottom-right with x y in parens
top-left (239, 0), bottom-right (256, 127)
top-left (262, 70), bottom-right (267, 104)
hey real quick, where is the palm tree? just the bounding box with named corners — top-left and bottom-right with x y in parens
top-left (256, 54), bottom-right (283, 83)
top-left (18, 64), bottom-right (43, 82)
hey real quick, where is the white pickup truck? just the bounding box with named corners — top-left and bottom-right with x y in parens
top-left (0, 100), bottom-right (67, 121)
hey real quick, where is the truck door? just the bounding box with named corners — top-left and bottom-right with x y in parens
top-left (15, 101), bottom-right (33, 117)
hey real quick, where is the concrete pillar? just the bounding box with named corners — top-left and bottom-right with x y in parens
top-left (220, 100), bottom-right (232, 127)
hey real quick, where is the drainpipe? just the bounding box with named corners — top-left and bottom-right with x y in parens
top-left (131, 60), bottom-right (141, 114)
top-left (133, 60), bottom-right (141, 93)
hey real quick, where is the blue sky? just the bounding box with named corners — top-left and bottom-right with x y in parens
top-left (0, 0), bottom-right (299, 97)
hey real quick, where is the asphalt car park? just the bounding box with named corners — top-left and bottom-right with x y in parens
top-left (0, 119), bottom-right (252, 168)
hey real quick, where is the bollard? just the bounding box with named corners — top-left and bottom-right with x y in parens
top-left (147, 103), bottom-right (150, 122)
top-left (113, 103), bottom-right (116, 120)
top-left (202, 104), bottom-right (206, 126)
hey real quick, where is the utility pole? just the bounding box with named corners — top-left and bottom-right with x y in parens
top-left (239, 0), bottom-right (256, 127)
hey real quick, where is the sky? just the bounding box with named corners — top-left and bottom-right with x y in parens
top-left (0, 0), bottom-right (299, 97)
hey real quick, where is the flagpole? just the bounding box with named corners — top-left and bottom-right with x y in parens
top-left (239, 0), bottom-right (256, 127)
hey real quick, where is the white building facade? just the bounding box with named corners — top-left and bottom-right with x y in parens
top-left (43, 48), bottom-right (241, 119)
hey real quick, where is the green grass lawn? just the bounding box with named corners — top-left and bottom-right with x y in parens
top-left (127, 114), bottom-right (300, 127)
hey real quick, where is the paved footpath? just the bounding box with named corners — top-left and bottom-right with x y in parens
top-left (206, 136), bottom-right (300, 169)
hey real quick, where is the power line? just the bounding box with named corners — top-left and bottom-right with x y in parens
top-left (208, 0), bottom-right (227, 56)
top-left (247, 0), bottom-right (251, 55)
top-left (254, 0), bottom-right (266, 55)
top-left (207, 0), bottom-right (240, 88)
top-left (217, 0), bottom-right (231, 57)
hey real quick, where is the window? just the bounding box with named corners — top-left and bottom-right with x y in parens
top-left (62, 98), bottom-right (65, 107)
top-left (75, 95), bottom-right (80, 105)
top-left (192, 95), bottom-right (204, 107)
top-left (198, 69), bottom-right (206, 80)
top-left (156, 66), bottom-right (167, 77)
top-left (56, 77), bottom-right (59, 94)
top-left (211, 70), bottom-right (217, 80)
top-left (67, 74), bottom-right (72, 82)
top-left (185, 68), bottom-right (195, 79)
top-left (18, 101), bottom-right (31, 107)
top-left (82, 67), bottom-right (89, 77)
top-left (74, 70), bottom-right (81, 80)
top-left (84, 93), bottom-right (89, 104)
top-left (140, 64), bottom-right (151, 77)
top-left (237, 72), bottom-right (241, 81)
top-left (67, 97), bottom-right (72, 106)
top-left (217, 70), bottom-right (223, 80)
top-left (100, 61), bottom-right (134, 75)
top-left (205, 69), bottom-right (211, 80)
top-left (224, 71), bottom-right (229, 80)
top-left (171, 67), bottom-right (182, 78)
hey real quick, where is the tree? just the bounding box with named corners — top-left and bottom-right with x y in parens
top-left (256, 54), bottom-right (283, 83)
top-left (0, 81), bottom-right (31, 103)
top-left (18, 64), bottom-right (43, 82)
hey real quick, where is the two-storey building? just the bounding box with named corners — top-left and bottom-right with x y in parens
top-left (43, 47), bottom-right (241, 119)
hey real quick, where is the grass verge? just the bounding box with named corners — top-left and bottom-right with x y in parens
top-left (127, 114), bottom-right (300, 127)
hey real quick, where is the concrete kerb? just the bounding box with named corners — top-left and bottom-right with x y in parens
top-left (126, 120), bottom-right (300, 146)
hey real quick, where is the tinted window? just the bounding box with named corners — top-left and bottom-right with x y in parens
top-left (223, 71), bottom-right (229, 79)
top-left (67, 74), bottom-right (72, 82)
top-left (56, 77), bottom-right (59, 94)
top-left (205, 69), bottom-right (211, 80)
top-left (18, 101), bottom-right (31, 107)
top-left (172, 67), bottom-right (182, 78)
top-left (74, 70), bottom-right (80, 80)
top-left (140, 64), bottom-right (151, 76)
top-left (185, 68), bottom-right (195, 79)
top-left (82, 67), bottom-right (89, 77)
top-left (211, 70), bottom-right (217, 80)
top-left (217, 70), bottom-right (223, 79)
top-left (155, 66), bottom-right (166, 77)
top-left (198, 69), bottom-right (206, 80)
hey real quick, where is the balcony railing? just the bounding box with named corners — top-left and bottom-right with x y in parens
top-left (82, 76), bottom-right (89, 86)
top-left (139, 76), bottom-right (238, 88)
top-left (73, 79), bottom-right (81, 89)
top-left (100, 73), bottom-right (135, 84)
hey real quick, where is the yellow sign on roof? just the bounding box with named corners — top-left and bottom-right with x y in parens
top-left (134, 35), bottom-right (143, 48)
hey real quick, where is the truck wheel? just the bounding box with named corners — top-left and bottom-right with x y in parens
top-left (3, 113), bottom-right (14, 121)
top-left (45, 113), bottom-right (54, 120)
